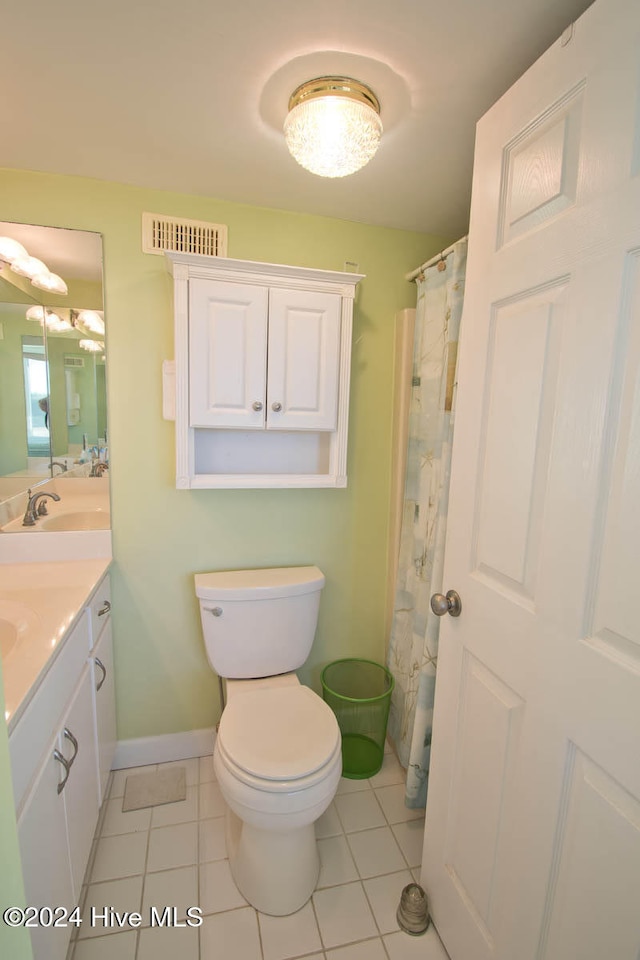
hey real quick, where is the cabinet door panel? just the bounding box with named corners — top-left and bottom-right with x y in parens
top-left (18, 743), bottom-right (74, 960)
top-left (91, 621), bottom-right (116, 805)
top-left (59, 666), bottom-right (100, 899)
top-left (189, 278), bottom-right (268, 428)
top-left (267, 287), bottom-right (341, 430)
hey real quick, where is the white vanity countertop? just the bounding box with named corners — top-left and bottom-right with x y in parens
top-left (0, 557), bottom-right (111, 730)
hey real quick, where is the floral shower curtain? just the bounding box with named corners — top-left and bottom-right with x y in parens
top-left (386, 236), bottom-right (467, 809)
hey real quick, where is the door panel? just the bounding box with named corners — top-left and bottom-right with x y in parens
top-left (267, 287), bottom-right (341, 431)
top-left (189, 278), bottom-right (268, 428)
top-left (422, 2), bottom-right (640, 958)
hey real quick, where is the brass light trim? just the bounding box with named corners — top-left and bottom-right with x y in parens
top-left (288, 77), bottom-right (380, 116)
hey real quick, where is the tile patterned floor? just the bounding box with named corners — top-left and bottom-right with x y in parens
top-left (70, 746), bottom-right (450, 960)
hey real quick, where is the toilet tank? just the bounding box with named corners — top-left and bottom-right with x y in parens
top-left (194, 566), bottom-right (325, 679)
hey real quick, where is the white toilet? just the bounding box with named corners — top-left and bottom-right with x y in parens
top-left (194, 565), bottom-right (342, 916)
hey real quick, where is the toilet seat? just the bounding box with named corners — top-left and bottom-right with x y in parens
top-left (217, 685), bottom-right (340, 786)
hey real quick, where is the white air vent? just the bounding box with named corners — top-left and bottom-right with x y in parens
top-left (142, 213), bottom-right (228, 258)
top-left (64, 356), bottom-right (85, 368)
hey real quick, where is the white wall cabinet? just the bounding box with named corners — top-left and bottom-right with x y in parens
top-left (167, 253), bottom-right (363, 488)
top-left (11, 571), bottom-right (115, 960)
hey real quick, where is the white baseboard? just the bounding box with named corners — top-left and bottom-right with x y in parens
top-left (113, 727), bottom-right (217, 770)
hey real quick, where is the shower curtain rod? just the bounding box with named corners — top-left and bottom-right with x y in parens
top-left (405, 236), bottom-right (468, 282)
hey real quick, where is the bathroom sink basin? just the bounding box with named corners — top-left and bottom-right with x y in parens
top-left (0, 601), bottom-right (41, 660)
top-left (40, 510), bottom-right (110, 532)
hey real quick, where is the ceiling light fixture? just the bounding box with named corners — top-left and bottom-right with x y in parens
top-left (284, 76), bottom-right (382, 178)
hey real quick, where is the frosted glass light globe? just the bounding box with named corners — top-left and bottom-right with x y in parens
top-left (284, 78), bottom-right (382, 178)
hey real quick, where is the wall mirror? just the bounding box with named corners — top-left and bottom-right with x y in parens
top-left (0, 222), bottom-right (105, 505)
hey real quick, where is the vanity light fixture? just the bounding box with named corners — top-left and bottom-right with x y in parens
top-left (284, 76), bottom-right (382, 178)
top-left (79, 338), bottom-right (105, 353)
top-left (25, 305), bottom-right (71, 331)
top-left (0, 236), bottom-right (28, 264)
top-left (31, 270), bottom-right (69, 296)
top-left (1, 235), bottom-right (68, 295)
top-left (74, 309), bottom-right (105, 335)
top-left (10, 254), bottom-right (49, 280)
top-left (26, 305), bottom-right (48, 323)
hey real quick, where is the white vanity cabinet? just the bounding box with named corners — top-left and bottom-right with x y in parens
top-left (167, 253), bottom-right (364, 488)
top-left (10, 570), bottom-right (115, 960)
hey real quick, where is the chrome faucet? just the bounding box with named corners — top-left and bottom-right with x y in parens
top-left (22, 490), bottom-right (61, 526)
top-left (50, 460), bottom-right (68, 474)
top-left (90, 461), bottom-right (109, 477)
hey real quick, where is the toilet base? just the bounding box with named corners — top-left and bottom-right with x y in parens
top-left (225, 806), bottom-right (320, 916)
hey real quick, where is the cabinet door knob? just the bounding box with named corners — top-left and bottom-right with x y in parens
top-left (252, 400), bottom-right (263, 412)
top-left (271, 401), bottom-right (282, 412)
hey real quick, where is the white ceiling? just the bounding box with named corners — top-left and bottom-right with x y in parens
top-left (2, 0), bottom-right (595, 238)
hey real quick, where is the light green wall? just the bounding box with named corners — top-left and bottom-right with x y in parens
top-left (0, 167), bottom-right (448, 739)
top-left (0, 657), bottom-right (33, 960)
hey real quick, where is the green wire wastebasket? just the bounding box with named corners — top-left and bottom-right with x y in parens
top-left (321, 658), bottom-right (394, 779)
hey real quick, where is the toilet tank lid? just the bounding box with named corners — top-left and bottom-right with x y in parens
top-left (194, 565), bottom-right (325, 601)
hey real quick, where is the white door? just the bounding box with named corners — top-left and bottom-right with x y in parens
top-left (189, 278), bottom-right (268, 428)
top-left (267, 287), bottom-right (341, 431)
top-left (422, 1), bottom-right (640, 958)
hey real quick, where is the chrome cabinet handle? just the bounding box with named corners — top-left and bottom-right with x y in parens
top-left (94, 657), bottom-right (107, 692)
top-left (271, 401), bottom-right (282, 412)
top-left (63, 728), bottom-right (79, 764)
top-left (98, 600), bottom-right (111, 617)
top-left (252, 400), bottom-right (263, 411)
top-left (54, 749), bottom-right (71, 795)
top-left (430, 590), bottom-right (462, 618)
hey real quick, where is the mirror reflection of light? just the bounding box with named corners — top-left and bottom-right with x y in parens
top-left (79, 339), bottom-right (105, 353)
top-left (76, 310), bottom-right (105, 335)
top-left (0, 236), bottom-right (28, 263)
top-left (10, 254), bottom-right (48, 280)
top-left (32, 271), bottom-right (69, 296)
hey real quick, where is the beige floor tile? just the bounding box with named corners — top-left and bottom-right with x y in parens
top-left (313, 881), bottom-right (377, 949)
top-left (146, 822), bottom-right (198, 873)
top-left (200, 906), bottom-right (262, 960)
top-left (199, 858), bottom-right (248, 914)
top-left (78, 876), bottom-right (143, 940)
top-left (258, 900), bottom-right (322, 960)
top-left (90, 832), bottom-right (148, 883)
top-left (137, 924), bottom-right (199, 960)
top-left (317, 835), bottom-right (358, 888)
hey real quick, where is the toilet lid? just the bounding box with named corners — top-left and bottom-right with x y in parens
top-left (219, 686), bottom-right (340, 781)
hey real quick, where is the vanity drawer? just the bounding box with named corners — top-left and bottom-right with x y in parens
top-left (9, 613), bottom-right (90, 813)
top-left (88, 574), bottom-right (111, 650)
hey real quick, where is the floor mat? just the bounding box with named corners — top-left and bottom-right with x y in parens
top-left (122, 766), bottom-right (187, 812)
